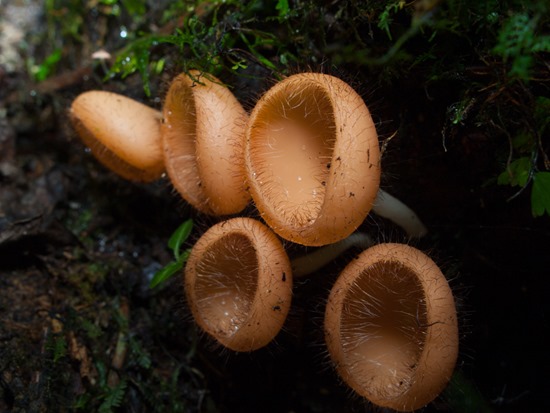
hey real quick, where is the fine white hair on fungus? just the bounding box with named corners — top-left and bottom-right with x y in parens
top-left (245, 72), bottom-right (381, 247)
top-left (70, 91), bottom-right (164, 182)
top-left (161, 70), bottom-right (250, 216)
top-left (184, 217), bottom-right (293, 352)
top-left (324, 243), bottom-right (458, 412)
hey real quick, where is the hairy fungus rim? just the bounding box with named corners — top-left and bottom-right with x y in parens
top-left (162, 71), bottom-right (250, 215)
top-left (246, 73), bottom-right (381, 246)
top-left (325, 243), bottom-right (458, 411)
top-left (184, 217), bottom-right (293, 351)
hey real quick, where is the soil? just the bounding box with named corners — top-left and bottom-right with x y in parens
top-left (1, 3), bottom-right (549, 413)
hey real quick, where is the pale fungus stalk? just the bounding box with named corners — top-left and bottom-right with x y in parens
top-left (245, 73), bottom-right (381, 246)
top-left (324, 243), bottom-right (458, 411)
top-left (162, 70), bottom-right (250, 215)
top-left (372, 189), bottom-right (428, 238)
top-left (70, 91), bottom-right (164, 181)
top-left (184, 217), bottom-right (292, 352)
top-left (291, 232), bottom-right (373, 277)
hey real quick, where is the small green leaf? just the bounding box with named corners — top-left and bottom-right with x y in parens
top-left (168, 219), bottom-right (193, 260)
top-left (121, 0), bottom-right (146, 16)
top-left (51, 336), bottom-right (67, 363)
top-left (497, 157), bottom-right (531, 187)
top-left (531, 171), bottom-right (550, 217)
top-left (32, 48), bottom-right (63, 81)
top-left (276, 0), bottom-right (289, 19)
top-left (149, 261), bottom-right (183, 289)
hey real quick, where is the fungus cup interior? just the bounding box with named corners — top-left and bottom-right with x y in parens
top-left (185, 218), bottom-right (292, 352)
top-left (246, 73), bottom-right (380, 246)
top-left (70, 91), bottom-right (164, 182)
top-left (325, 244), bottom-right (458, 411)
top-left (248, 82), bottom-right (335, 223)
top-left (193, 233), bottom-right (258, 337)
top-left (162, 71), bottom-right (250, 215)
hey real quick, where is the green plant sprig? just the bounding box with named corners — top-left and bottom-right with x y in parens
top-left (150, 219), bottom-right (193, 288)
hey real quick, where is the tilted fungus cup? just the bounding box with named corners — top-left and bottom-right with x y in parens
top-left (162, 71), bottom-right (250, 215)
top-left (245, 73), bottom-right (381, 246)
top-left (324, 243), bottom-right (458, 411)
top-left (184, 217), bottom-right (292, 351)
top-left (70, 91), bottom-right (164, 182)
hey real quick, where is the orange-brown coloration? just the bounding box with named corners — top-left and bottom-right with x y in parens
top-left (70, 91), bottom-right (164, 181)
top-left (245, 73), bottom-right (381, 246)
top-left (324, 243), bottom-right (458, 411)
top-left (162, 71), bottom-right (250, 215)
top-left (184, 218), bottom-right (292, 351)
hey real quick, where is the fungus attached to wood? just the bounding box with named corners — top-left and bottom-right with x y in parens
top-left (324, 243), bottom-right (458, 411)
top-left (184, 217), bottom-right (292, 351)
top-left (162, 71), bottom-right (250, 215)
top-left (245, 73), bottom-right (381, 246)
top-left (70, 90), bottom-right (164, 182)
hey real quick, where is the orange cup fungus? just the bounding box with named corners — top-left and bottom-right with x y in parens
top-left (245, 73), bottom-right (381, 246)
top-left (324, 243), bottom-right (458, 411)
top-left (70, 91), bottom-right (164, 182)
top-left (184, 217), bottom-right (292, 351)
top-left (161, 71), bottom-right (250, 216)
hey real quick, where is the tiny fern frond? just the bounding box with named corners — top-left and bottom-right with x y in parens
top-left (99, 379), bottom-right (127, 413)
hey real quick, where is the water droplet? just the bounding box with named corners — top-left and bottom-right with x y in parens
top-left (297, 176), bottom-right (302, 181)
top-left (120, 27), bottom-right (128, 38)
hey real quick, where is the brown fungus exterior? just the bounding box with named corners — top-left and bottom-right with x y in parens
top-left (162, 71), bottom-right (250, 215)
top-left (324, 243), bottom-right (458, 411)
top-left (245, 73), bottom-right (381, 246)
top-left (70, 91), bottom-right (164, 182)
top-left (184, 217), bottom-right (292, 352)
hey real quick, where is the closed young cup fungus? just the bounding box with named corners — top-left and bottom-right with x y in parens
top-left (162, 71), bottom-right (250, 215)
top-left (70, 91), bottom-right (164, 182)
top-left (184, 217), bottom-right (292, 351)
top-left (324, 243), bottom-right (458, 412)
top-left (245, 73), bottom-right (381, 246)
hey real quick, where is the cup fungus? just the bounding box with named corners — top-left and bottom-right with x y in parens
top-left (184, 217), bottom-right (292, 351)
top-left (324, 243), bottom-right (458, 411)
top-left (70, 91), bottom-right (164, 182)
top-left (245, 73), bottom-right (381, 246)
top-left (162, 71), bottom-right (250, 215)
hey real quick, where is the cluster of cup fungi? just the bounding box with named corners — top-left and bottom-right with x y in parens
top-left (70, 71), bottom-right (459, 412)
